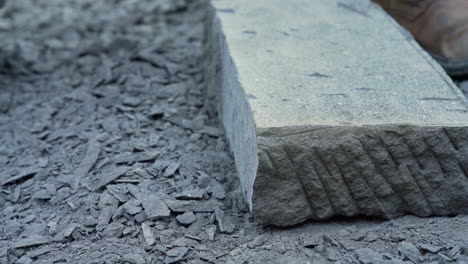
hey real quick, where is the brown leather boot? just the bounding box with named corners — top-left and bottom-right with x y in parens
top-left (373, 0), bottom-right (468, 76)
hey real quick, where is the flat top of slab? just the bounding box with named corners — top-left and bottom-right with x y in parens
top-left (214, 0), bottom-right (468, 128)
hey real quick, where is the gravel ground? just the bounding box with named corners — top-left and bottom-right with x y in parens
top-left (0, 1), bottom-right (467, 264)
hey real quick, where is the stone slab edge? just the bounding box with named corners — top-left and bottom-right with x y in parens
top-left (203, 2), bottom-right (468, 226)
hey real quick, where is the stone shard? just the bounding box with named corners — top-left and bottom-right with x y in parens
top-left (175, 189), bottom-right (205, 200)
top-left (2, 167), bottom-right (39, 186)
top-left (206, 0), bottom-right (468, 226)
top-left (0, 91), bottom-right (11, 113)
top-left (13, 235), bottom-right (50, 249)
top-left (141, 194), bottom-right (171, 219)
top-left (75, 136), bottom-right (100, 179)
top-left (141, 221), bottom-right (156, 246)
top-left (176, 212), bottom-right (196, 225)
top-left (164, 247), bottom-right (189, 264)
top-left (93, 166), bottom-right (129, 191)
top-left (113, 151), bottom-right (160, 164)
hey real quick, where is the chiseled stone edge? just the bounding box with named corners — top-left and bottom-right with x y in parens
top-left (254, 126), bottom-right (468, 226)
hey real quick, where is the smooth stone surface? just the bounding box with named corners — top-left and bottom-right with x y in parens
top-left (207, 0), bottom-right (468, 226)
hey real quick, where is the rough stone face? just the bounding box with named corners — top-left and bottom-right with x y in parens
top-left (206, 0), bottom-right (468, 226)
top-left (254, 126), bottom-right (468, 226)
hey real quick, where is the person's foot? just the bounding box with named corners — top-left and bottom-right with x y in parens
top-left (373, 0), bottom-right (468, 76)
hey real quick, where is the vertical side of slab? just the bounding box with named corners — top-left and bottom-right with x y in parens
top-left (203, 8), bottom-right (257, 210)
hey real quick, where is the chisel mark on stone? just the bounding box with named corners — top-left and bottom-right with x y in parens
top-left (442, 127), bottom-right (459, 150)
top-left (378, 135), bottom-right (399, 166)
top-left (422, 136), bottom-right (447, 175)
top-left (338, 144), bottom-right (388, 216)
top-left (312, 146), bottom-right (354, 215)
top-left (306, 72), bottom-right (332, 78)
top-left (357, 137), bottom-right (401, 203)
top-left (401, 135), bottom-right (425, 170)
top-left (337, 2), bottom-right (371, 18)
top-left (419, 97), bottom-right (459, 101)
top-left (331, 151), bottom-right (361, 211)
top-left (459, 162), bottom-right (468, 179)
top-left (354, 87), bottom-right (377, 91)
top-left (263, 148), bottom-right (281, 177)
top-left (321, 93), bottom-right (348, 97)
top-left (216, 8), bottom-right (235, 13)
top-left (242, 30), bottom-right (256, 35)
top-left (406, 165), bottom-right (434, 214)
top-left (282, 145), bottom-right (317, 218)
top-left (310, 161), bottom-right (337, 216)
top-left (447, 109), bottom-right (468, 113)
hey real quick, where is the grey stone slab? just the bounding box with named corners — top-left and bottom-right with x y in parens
top-left (206, 0), bottom-right (468, 226)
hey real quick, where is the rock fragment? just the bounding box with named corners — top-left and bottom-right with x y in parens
top-left (135, 212), bottom-right (148, 223)
top-left (47, 221), bottom-right (58, 235)
top-left (147, 105), bottom-right (165, 119)
top-left (0, 91), bottom-right (11, 113)
top-left (419, 243), bottom-right (442, 254)
top-left (448, 245), bottom-right (461, 260)
top-left (326, 248), bottom-right (342, 261)
top-left (363, 232), bottom-right (379, 242)
top-left (176, 212), bottom-right (196, 225)
top-left (102, 223), bottom-right (124, 238)
top-left (210, 182), bottom-right (226, 200)
top-left (247, 235), bottom-right (265, 249)
top-left (163, 162), bottom-right (180, 177)
top-left (122, 253), bottom-right (146, 264)
top-left (398, 242), bottom-right (422, 264)
top-left (32, 189), bottom-right (53, 200)
top-left (12, 235), bottom-right (50, 249)
top-left (16, 256), bottom-right (33, 264)
top-left (106, 184), bottom-right (129, 203)
top-left (74, 136), bottom-right (100, 179)
top-left (83, 216), bottom-right (98, 227)
top-left (93, 166), bottom-right (129, 191)
top-left (175, 189), bottom-right (204, 200)
top-left (122, 97), bottom-right (142, 107)
top-left (214, 208), bottom-right (235, 234)
top-left (28, 247), bottom-right (51, 258)
top-left (206, 225), bottom-right (216, 241)
top-left (2, 167), bottom-right (39, 186)
top-left (98, 190), bottom-right (120, 209)
top-left (164, 247), bottom-right (189, 264)
top-left (54, 224), bottom-right (77, 241)
top-left (97, 207), bottom-right (114, 228)
top-left (123, 199), bottom-right (143, 215)
top-left (354, 248), bottom-right (383, 264)
top-left (165, 200), bottom-right (222, 213)
top-left (141, 195), bottom-right (170, 219)
top-left (114, 151), bottom-right (160, 164)
top-left (141, 221), bottom-right (156, 246)
top-left (303, 234), bottom-right (325, 249)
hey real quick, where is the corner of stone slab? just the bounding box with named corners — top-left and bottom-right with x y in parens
top-left (251, 144), bottom-right (314, 226)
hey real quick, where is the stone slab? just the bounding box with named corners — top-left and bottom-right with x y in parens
top-left (205, 0), bottom-right (468, 226)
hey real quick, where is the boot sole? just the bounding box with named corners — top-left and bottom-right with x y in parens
top-left (430, 53), bottom-right (468, 77)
